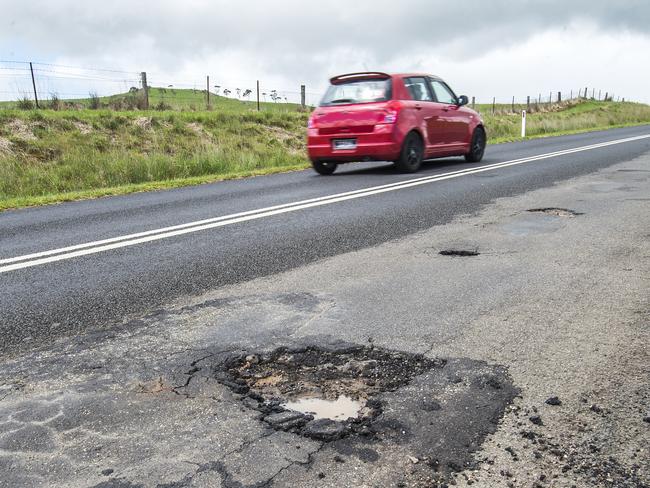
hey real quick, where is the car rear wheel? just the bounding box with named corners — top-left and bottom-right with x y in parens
top-left (465, 127), bottom-right (486, 163)
top-left (395, 132), bottom-right (424, 173)
top-left (312, 161), bottom-right (338, 175)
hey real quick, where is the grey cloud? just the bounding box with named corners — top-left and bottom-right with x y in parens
top-left (1, 0), bottom-right (649, 90)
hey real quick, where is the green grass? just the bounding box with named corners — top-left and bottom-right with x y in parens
top-left (481, 100), bottom-right (650, 143)
top-left (0, 109), bottom-right (310, 210)
top-left (1, 99), bottom-right (649, 211)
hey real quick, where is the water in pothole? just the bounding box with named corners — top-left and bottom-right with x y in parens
top-left (282, 395), bottom-right (364, 421)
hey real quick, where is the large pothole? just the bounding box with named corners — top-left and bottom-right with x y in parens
top-left (216, 345), bottom-right (442, 441)
top-left (209, 342), bottom-right (519, 483)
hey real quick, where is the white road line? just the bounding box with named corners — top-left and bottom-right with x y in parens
top-left (1, 133), bottom-right (649, 274)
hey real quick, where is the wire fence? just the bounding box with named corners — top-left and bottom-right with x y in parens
top-left (0, 60), bottom-right (323, 111)
top-left (0, 60), bottom-right (626, 113)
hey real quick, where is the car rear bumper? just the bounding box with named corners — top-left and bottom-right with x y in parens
top-left (307, 126), bottom-right (401, 163)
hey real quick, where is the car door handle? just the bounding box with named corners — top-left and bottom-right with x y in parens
top-left (414, 104), bottom-right (422, 110)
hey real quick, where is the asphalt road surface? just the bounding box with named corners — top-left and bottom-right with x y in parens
top-left (0, 126), bottom-right (649, 488)
top-left (2, 125), bottom-right (650, 357)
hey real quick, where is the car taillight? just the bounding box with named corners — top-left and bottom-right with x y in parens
top-left (381, 110), bottom-right (398, 124)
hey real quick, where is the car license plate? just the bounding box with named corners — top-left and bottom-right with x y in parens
top-left (332, 139), bottom-right (357, 150)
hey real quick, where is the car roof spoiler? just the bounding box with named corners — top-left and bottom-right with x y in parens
top-left (330, 72), bottom-right (391, 85)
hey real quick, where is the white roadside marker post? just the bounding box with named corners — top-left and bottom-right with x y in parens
top-left (521, 110), bottom-right (527, 138)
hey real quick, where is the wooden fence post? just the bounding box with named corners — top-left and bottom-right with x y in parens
top-left (206, 76), bottom-right (210, 109)
top-left (256, 80), bottom-right (260, 111)
top-left (29, 62), bottom-right (39, 108)
top-left (300, 85), bottom-right (306, 108)
top-left (140, 72), bottom-right (149, 110)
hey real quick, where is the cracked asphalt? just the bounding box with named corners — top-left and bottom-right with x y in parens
top-left (0, 129), bottom-right (649, 487)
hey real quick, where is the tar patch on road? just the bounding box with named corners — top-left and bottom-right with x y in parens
top-left (527, 207), bottom-right (584, 217)
top-left (211, 342), bottom-right (519, 486)
top-left (439, 249), bottom-right (481, 257)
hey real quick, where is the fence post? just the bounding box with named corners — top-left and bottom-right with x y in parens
top-left (570, 90), bottom-right (572, 100)
top-left (140, 72), bottom-right (149, 110)
top-left (29, 62), bottom-right (39, 108)
top-left (300, 85), bottom-right (306, 108)
top-left (206, 76), bottom-right (210, 109)
top-left (549, 91), bottom-right (552, 104)
top-left (256, 80), bottom-right (260, 111)
top-left (526, 95), bottom-right (530, 111)
top-left (584, 87), bottom-right (588, 98)
top-left (558, 91), bottom-right (561, 103)
top-left (511, 96), bottom-right (515, 113)
top-left (492, 97), bottom-right (495, 114)
top-left (604, 92), bottom-right (608, 101)
top-left (471, 96), bottom-right (475, 109)
top-left (521, 110), bottom-right (527, 138)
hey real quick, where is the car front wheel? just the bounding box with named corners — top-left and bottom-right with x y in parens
top-left (312, 161), bottom-right (338, 175)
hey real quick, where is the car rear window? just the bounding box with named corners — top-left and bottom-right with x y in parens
top-left (320, 79), bottom-right (391, 106)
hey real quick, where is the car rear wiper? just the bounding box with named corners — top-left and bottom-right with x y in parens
top-left (329, 98), bottom-right (354, 104)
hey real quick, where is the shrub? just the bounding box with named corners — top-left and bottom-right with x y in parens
top-left (89, 92), bottom-right (101, 110)
top-left (155, 100), bottom-right (172, 111)
top-left (48, 92), bottom-right (61, 111)
top-left (17, 96), bottom-right (34, 110)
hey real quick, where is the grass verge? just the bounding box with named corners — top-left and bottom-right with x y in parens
top-left (1, 100), bottom-right (649, 211)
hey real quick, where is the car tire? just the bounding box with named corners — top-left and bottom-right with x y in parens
top-left (312, 161), bottom-right (338, 175)
top-left (465, 127), bottom-right (486, 163)
top-left (395, 132), bottom-right (424, 173)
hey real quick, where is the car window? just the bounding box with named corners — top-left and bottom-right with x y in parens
top-left (404, 77), bottom-right (433, 102)
top-left (320, 79), bottom-right (391, 106)
top-left (429, 80), bottom-right (457, 104)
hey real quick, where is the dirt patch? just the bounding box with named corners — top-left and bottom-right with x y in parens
top-left (72, 121), bottom-right (92, 134)
top-left (186, 122), bottom-right (215, 145)
top-left (266, 126), bottom-right (296, 142)
top-left (0, 136), bottom-right (13, 155)
top-left (134, 116), bottom-right (152, 130)
top-left (7, 119), bottom-right (37, 141)
top-left (527, 207), bottom-right (584, 217)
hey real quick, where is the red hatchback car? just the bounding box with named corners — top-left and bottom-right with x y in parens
top-left (307, 72), bottom-right (486, 175)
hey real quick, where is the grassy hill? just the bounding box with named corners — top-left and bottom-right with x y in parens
top-left (0, 87), bottom-right (304, 113)
top-left (1, 99), bottom-right (649, 210)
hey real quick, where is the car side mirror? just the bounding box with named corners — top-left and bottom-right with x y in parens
top-left (457, 95), bottom-right (469, 106)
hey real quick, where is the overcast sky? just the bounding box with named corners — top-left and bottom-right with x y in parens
top-left (1, 0), bottom-right (649, 104)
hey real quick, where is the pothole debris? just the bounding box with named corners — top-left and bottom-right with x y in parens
top-left (439, 249), bottom-right (480, 257)
top-left (215, 345), bottom-right (443, 441)
top-left (527, 207), bottom-right (584, 217)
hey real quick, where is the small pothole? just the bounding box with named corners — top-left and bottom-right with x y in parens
top-left (527, 207), bottom-right (584, 217)
top-left (215, 345), bottom-right (443, 441)
top-left (439, 249), bottom-right (480, 257)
